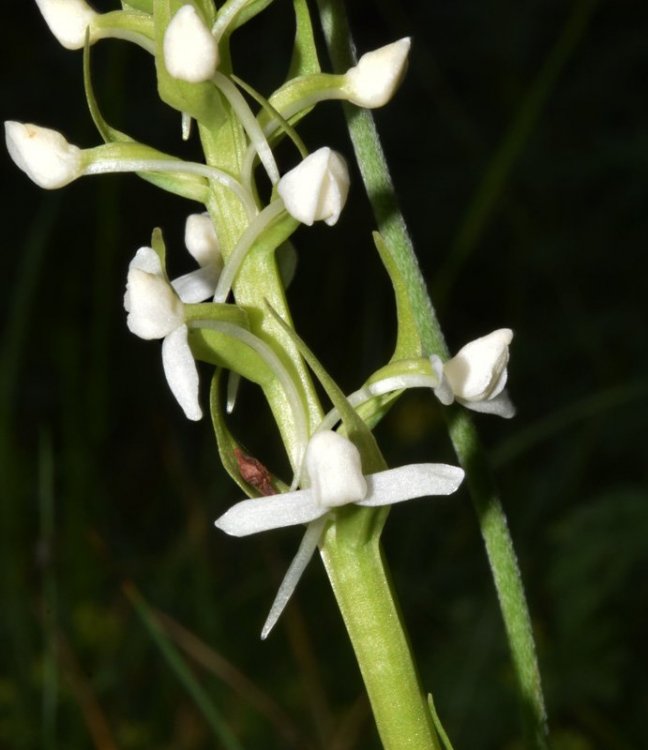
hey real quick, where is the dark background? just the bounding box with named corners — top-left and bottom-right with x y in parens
top-left (2, 1), bottom-right (647, 748)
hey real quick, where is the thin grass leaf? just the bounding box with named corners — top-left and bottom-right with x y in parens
top-left (39, 429), bottom-right (57, 750)
top-left (124, 583), bottom-right (245, 750)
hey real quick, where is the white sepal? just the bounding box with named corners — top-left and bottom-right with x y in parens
top-left (34, 0), bottom-right (98, 50)
top-left (5, 121), bottom-right (83, 189)
top-left (443, 328), bottom-right (512, 402)
top-left (161, 324), bottom-right (202, 420)
top-left (278, 147), bottom-right (350, 226)
top-left (163, 5), bottom-right (219, 83)
top-left (344, 37), bottom-right (411, 108)
top-left (305, 431), bottom-right (367, 508)
top-left (357, 463), bottom-right (464, 507)
top-left (214, 489), bottom-right (324, 537)
top-left (124, 248), bottom-right (184, 340)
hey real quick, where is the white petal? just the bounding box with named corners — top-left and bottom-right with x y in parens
top-left (444, 329), bottom-right (513, 402)
top-left (161, 325), bottom-right (202, 420)
top-left (5, 121), bottom-right (83, 189)
top-left (171, 264), bottom-right (221, 303)
top-left (184, 212), bottom-right (220, 268)
top-left (34, 0), bottom-right (97, 50)
top-left (357, 463), bottom-right (464, 507)
top-left (214, 488), bottom-right (324, 537)
top-left (429, 354), bottom-right (454, 405)
top-left (278, 147), bottom-right (350, 226)
top-left (163, 5), bottom-right (219, 83)
top-left (345, 37), bottom-right (411, 108)
top-left (260, 517), bottom-right (326, 640)
top-left (459, 390), bottom-right (516, 419)
top-left (305, 431), bottom-right (367, 508)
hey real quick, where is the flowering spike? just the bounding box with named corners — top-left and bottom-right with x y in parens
top-left (4, 121), bottom-right (82, 189)
top-left (344, 38), bottom-right (411, 108)
top-left (163, 5), bottom-right (219, 83)
top-left (34, 0), bottom-right (98, 50)
top-left (278, 147), bottom-right (350, 226)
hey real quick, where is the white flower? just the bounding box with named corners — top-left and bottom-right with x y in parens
top-left (124, 247), bottom-right (202, 421)
top-left (163, 5), bottom-right (219, 83)
top-left (277, 147), bottom-right (350, 226)
top-left (215, 430), bottom-right (464, 636)
top-left (34, 0), bottom-right (98, 50)
top-left (170, 213), bottom-right (222, 303)
top-left (431, 329), bottom-right (515, 418)
top-left (5, 121), bottom-right (83, 189)
top-left (344, 38), bottom-right (411, 108)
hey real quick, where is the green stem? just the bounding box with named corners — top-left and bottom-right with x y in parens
top-left (316, 1), bottom-right (548, 747)
top-left (320, 518), bottom-right (442, 750)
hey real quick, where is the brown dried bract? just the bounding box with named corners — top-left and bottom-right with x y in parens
top-left (234, 447), bottom-right (275, 496)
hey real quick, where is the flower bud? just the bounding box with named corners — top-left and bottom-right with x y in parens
top-left (34, 0), bottom-right (98, 50)
top-left (305, 431), bottom-right (367, 508)
top-left (5, 121), bottom-right (83, 189)
top-left (163, 5), bottom-right (219, 83)
top-left (184, 213), bottom-right (220, 268)
top-left (278, 147), bottom-right (350, 226)
top-left (344, 38), bottom-right (411, 108)
top-left (443, 329), bottom-right (513, 403)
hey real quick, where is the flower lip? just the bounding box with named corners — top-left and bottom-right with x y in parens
top-left (5, 121), bottom-right (83, 189)
top-left (35, 0), bottom-right (98, 50)
top-left (344, 37), bottom-right (412, 108)
top-left (163, 5), bottom-right (219, 83)
top-left (277, 147), bottom-right (350, 227)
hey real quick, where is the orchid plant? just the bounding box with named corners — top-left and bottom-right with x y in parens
top-left (6, 1), bottom-right (549, 748)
